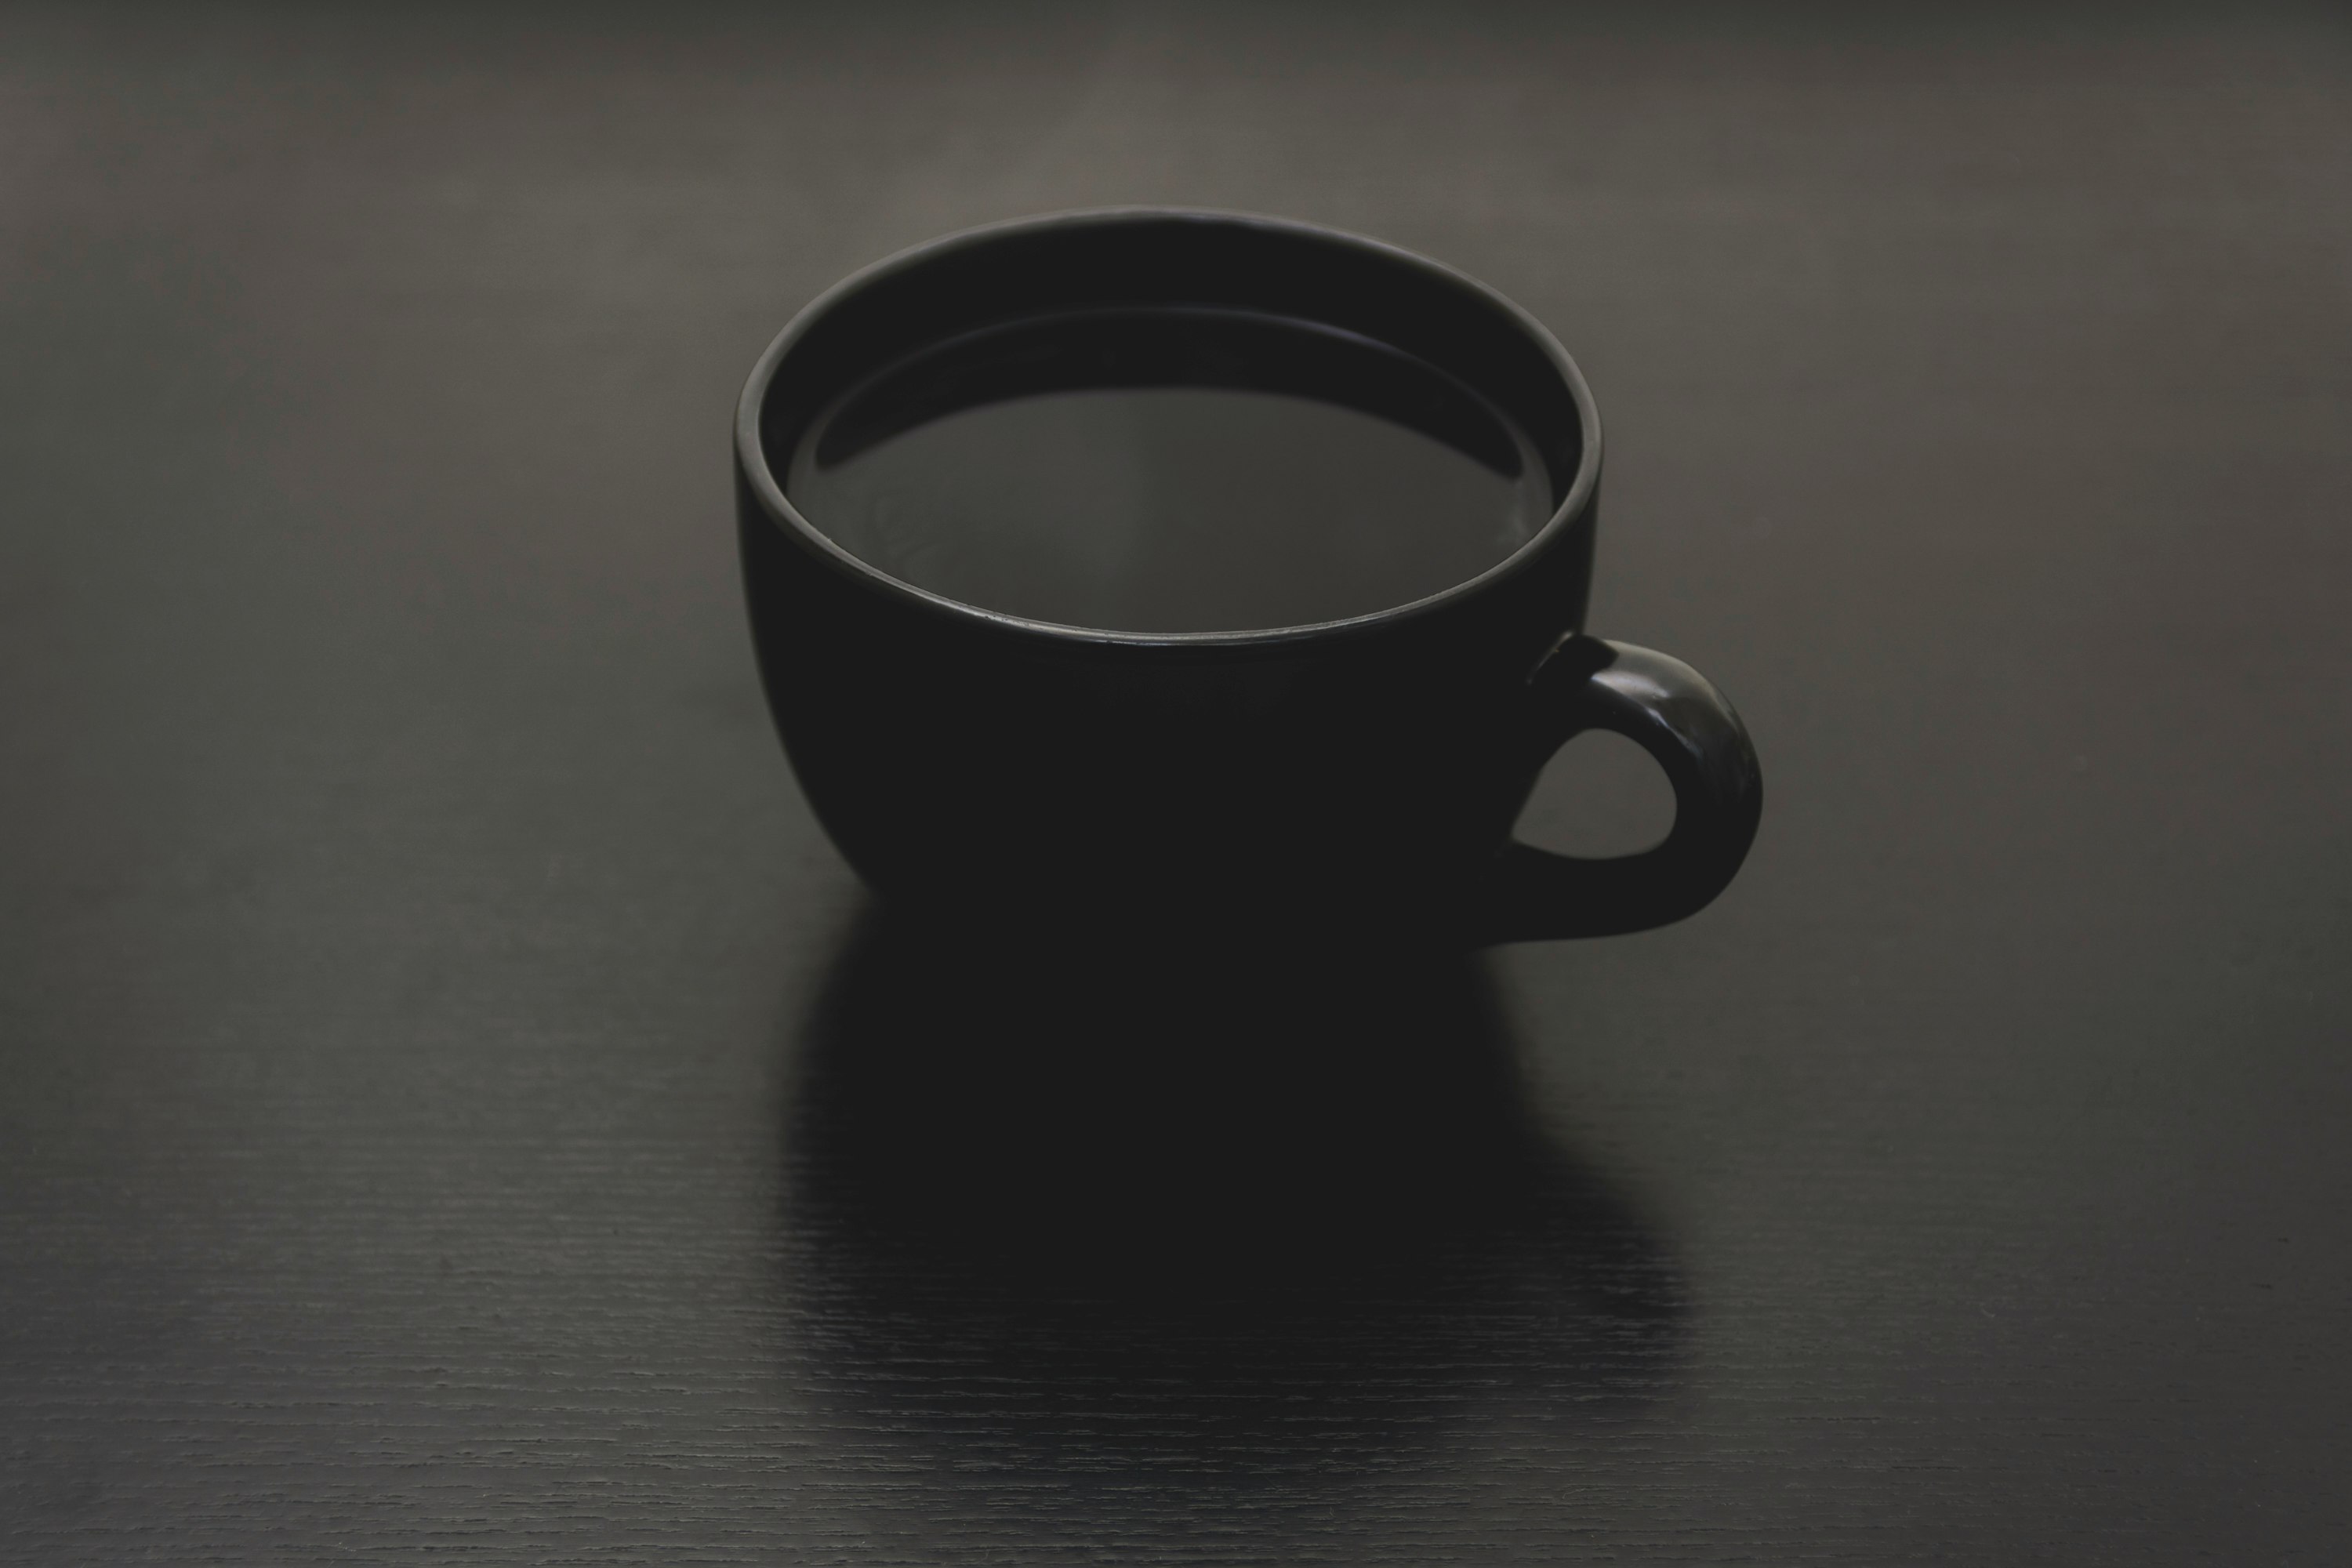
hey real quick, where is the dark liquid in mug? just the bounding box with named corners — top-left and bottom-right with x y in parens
top-left (785, 308), bottom-right (1552, 633)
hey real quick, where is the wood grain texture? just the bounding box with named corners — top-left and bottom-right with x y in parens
top-left (2, 2), bottom-right (2348, 1559)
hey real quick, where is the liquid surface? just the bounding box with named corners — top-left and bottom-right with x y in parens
top-left (785, 310), bottom-right (1551, 633)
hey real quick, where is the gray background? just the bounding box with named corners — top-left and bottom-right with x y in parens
top-left (4, 2), bottom-right (2348, 1559)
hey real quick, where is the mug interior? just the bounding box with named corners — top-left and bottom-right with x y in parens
top-left (739, 210), bottom-right (1599, 640)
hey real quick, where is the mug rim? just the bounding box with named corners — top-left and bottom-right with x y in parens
top-left (735, 206), bottom-right (1604, 649)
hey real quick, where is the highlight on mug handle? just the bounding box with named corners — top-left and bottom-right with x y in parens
top-left (1478, 636), bottom-right (1763, 944)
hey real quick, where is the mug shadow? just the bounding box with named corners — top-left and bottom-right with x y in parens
top-left (775, 907), bottom-right (1687, 1494)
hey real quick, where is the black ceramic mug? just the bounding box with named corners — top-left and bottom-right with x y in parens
top-left (735, 209), bottom-right (1760, 945)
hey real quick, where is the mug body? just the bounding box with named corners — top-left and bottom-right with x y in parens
top-left (736, 210), bottom-right (1604, 940)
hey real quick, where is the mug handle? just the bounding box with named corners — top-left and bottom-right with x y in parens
top-left (1477, 636), bottom-right (1763, 944)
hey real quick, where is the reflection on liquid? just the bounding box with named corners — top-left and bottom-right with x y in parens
top-left (775, 912), bottom-right (1686, 1526)
top-left (783, 308), bottom-right (1552, 633)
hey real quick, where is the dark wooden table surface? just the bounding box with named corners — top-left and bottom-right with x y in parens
top-left (5, 3), bottom-right (2348, 1560)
